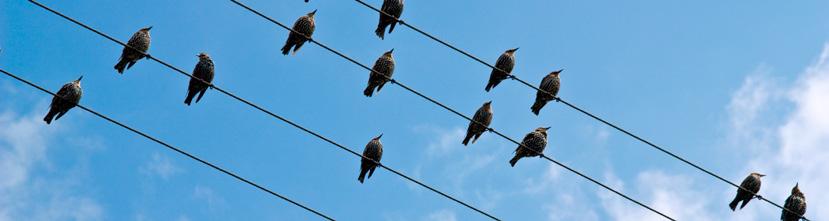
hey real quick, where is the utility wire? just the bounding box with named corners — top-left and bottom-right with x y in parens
top-left (0, 68), bottom-right (335, 221)
top-left (229, 1), bottom-right (674, 220)
top-left (352, 1), bottom-right (809, 220)
top-left (26, 1), bottom-right (499, 220)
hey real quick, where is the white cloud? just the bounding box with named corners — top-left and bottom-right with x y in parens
top-left (193, 185), bottom-right (226, 210)
top-left (598, 171), bottom-right (715, 221)
top-left (422, 209), bottom-right (457, 221)
top-left (140, 152), bottom-right (183, 180)
top-left (0, 110), bottom-right (104, 221)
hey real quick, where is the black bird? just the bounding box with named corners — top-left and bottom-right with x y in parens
top-left (282, 10), bottom-right (317, 55)
top-left (729, 172), bottom-right (764, 211)
top-left (364, 49), bottom-right (395, 97)
top-left (462, 101), bottom-right (493, 146)
top-left (184, 53), bottom-right (215, 106)
top-left (531, 69), bottom-right (562, 115)
top-left (509, 127), bottom-right (549, 167)
top-left (485, 48), bottom-right (518, 92)
top-left (781, 183), bottom-right (807, 221)
top-left (374, 0), bottom-right (405, 40)
top-left (358, 134), bottom-right (384, 183)
top-left (44, 76), bottom-right (83, 124)
top-left (114, 26), bottom-right (152, 74)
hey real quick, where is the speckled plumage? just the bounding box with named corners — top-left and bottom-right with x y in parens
top-left (462, 101), bottom-right (493, 146)
top-left (358, 134), bottom-right (384, 183)
top-left (729, 172), bottom-right (764, 211)
top-left (44, 76), bottom-right (83, 124)
top-left (531, 70), bottom-right (562, 115)
top-left (184, 53), bottom-right (215, 106)
top-left (781, 184), bottom-right (807, 221)
top-left (114, 27), bottom-right (152, 74)
top-left (509, 127), bottom-right (549, 167)
top-left (375, 0), bottom-right (404, 40)
top-left (485, 48), bottom-right (517, 92)
top-left (282, 10), bottom-right (316, 55)
top-left (364, 49), bottom-right (395, 97)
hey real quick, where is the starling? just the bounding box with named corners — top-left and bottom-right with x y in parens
top-left (281, 10), bottom-right (317, 55)
top-left (184, 53), bottom-right (215, 106)
top-left (462, 101), bottom-right (493, 146)
top-left (363, 49), bottom-right (395, 97)
top-left (531, 69), bottom-right (562, 115)
top-left (358, 134), bottom-right (384, 183)
top-left (374, 0), bottom-right (405, 40)
top-left (114, 26), bottom-right (152, 74)
top-left (509, 127), bottom-right (549, 167)
top-left (43, 76), bottom-right (83, 124)
top-left (485, 48), bottom-right (518, 92)
top-left (781, 183), bottom-right (807, 221)
top-left (729, 172), bottom-right (765, 211)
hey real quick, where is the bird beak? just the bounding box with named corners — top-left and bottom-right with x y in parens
top-left (77, 75), bottom-right (83, 81)
top-left (759, 174), bottom-right (766, 177)
top-left (557, 69), bottom-right (564, 73)
top-left (513, 47), bottom-right (520, 52)
top-left (310, 9), bottom-right (317, 16)
top-left (486, 100), bottom-right (492, 105)
top-left (376, 133), bottom-right (383, 139)
top-left (147, 26), bottom-right (153, 30)
top-left (389, 48), bottom-right (394, 53)
top-left (544, 127), bottom-right (551, 130)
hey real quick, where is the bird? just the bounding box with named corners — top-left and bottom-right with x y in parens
top-left (374, 0), bottom-right (404, 40)
top-left (364, 49), bottom-right (395, 97)
top-left (729, 172), bottom-right (765, 211)
top-left (509, 127), bottom-right (549, 167)
top-left (358, 134), bottom-right (384, 183)
top-left (485, 48), bottom-right (518, 92)
top-left (462, 101), bottom-right (493, 146)
top-left (305, 0), bottom-right (309, 2)
top-left (184, 53), bottom-right (215, 106)
top-left (531, 69), bottom-right (563, 115)
top-left (781, 183), bottom-right (807, 221)
top-left (281, 10), bottom-right (317, 55)
top-left (114, 26), bottom-right (152, 74)
top-left (43, 76), bottom-right (83, 124)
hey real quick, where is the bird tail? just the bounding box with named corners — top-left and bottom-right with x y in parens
top-left (363, 84), bottom-right (375, 97)
top-left (531, 99), bottom-right (547, 116)
top-left (509, 155), bottom-right (520, 167)
top-left (472, 133), bottom-right (483, 144)
top-left (292, 41), bottom-right (306, 55)
top-left (739, 198), bottom-right (750, 209)
top-left (357, 168), bottom-right (368, 183)
top-left (184, 89), bottom-right (197, 106)
top-left (114, 57), bottom-right (128, 74)
top-left (462, 132), bottom-right (474, 146)
top-left (728, 197), bottom-right (739, 211)
top-left (281, 42), bottom-right (293, 55)
top-left (389, 21), bottom-right (398, 34)
top-left (367, 166), bottom-right (377, 179)
top-left (43, 108), bottom-right (57, 124)
top-left (375, 22), bottom-right (386, 40)
top-left (195, 88), bottom-right (208, 104)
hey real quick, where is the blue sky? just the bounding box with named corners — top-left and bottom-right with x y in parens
top-left (2, 0), bottom-right (829, 220)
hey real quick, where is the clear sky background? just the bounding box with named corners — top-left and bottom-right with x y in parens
top-left (1, 0), bottom-right (828, 220)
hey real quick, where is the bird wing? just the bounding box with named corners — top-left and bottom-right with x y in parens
top-left (495, 53), bottom-right (515, 73)
top-left (51, 83), bottom-right (73, 107)
top-left (515, 133), bottom-right (535, 152)
top-left (539, 75), bottom-right (559, 97)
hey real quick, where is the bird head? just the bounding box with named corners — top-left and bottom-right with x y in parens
top-left (141, 26), bottom-right (153, 32)
top-left (751, 172), bottom-right (766, 178)
top-left (506, 47), bottom-right (519, 54)
top-left (308, 9), bottom-right (318, 17)
top-left (374, 133), bottom-right (383, 140)
top-left (551, 69), bottom-right (564, 77)
top-left (197, 52), bottom-right (211, 61)
top-left (792, 183), bottom-right (801, 195)
top-left (384, 48), bottom-right (394, 57)
top-left (74, 75), bottom-right (83, 86)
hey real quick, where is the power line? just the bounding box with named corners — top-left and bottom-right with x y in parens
top-left (228, 1), bottom-right (674, 220)
top-left (0, 68), bottom-right (335, 221)
top-left (352, 1), bottom-right (809, 220)
top-left (26, 1), bottom-right (500, 220)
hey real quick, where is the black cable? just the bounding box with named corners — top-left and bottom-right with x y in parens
top-left (229, 1), bottom-right (674, 220)
top-left (352, 1), bottom-right (809, 220)
top-left (26, 1), bottom-right (499, 220)
top-left (0, 68), bottom-right (335, 221)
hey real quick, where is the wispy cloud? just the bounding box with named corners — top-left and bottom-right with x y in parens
top-left (422, 209), bottom-right (457, 221)
top-left (140, 152), bottom-right (183, 180)
top-left (0, 110), bottom-right (104, 221)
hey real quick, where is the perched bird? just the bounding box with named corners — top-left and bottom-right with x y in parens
top-left (509, 127), bottom-right (550, 167)
top-left (363, 49), bottom-right (395, 97)
top-left (374, 0), bottom-right (404, 40)
top-left (729, 172), bottom-right (765, 211)
top-left (43, 76), bottom-right (83, 124)
top-left (462, 101), bottom-right (493, 146)
top-left (531, 69), bottom-right (563, 115)
top-left (781, 183), bottom-right (807, 221)
top-left (281, 10), bottom-right (317, 55)
top-left (358, 134), bottom-right (384, 183)
top-left (305, 0), bottom-right (309, 2)
top-left (485, 48), bottom-right (518, 92)
top-left (114, 26), bottom-right (152, 74)
top-left (184, 53), bottom-right (215, 106)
